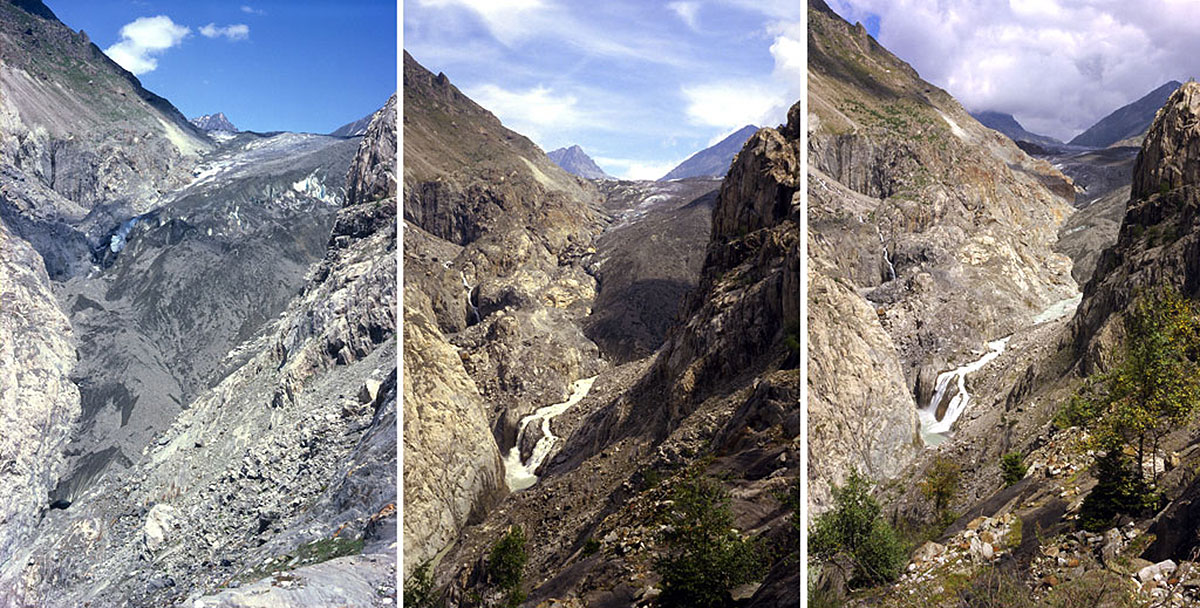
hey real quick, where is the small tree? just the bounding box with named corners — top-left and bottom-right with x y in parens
top-left (810, 470), bottom-right (907, 586)
top-left (403, 561), bottom-right (444, 608)
top-left (921, 456), bottom-right (960, 517)
top-left (488, 525), bottom-right (527, 607)
top-left (1000, 452), bottom-right (1027, 486)
top-left (1079, 449), bottom-right (1149, 532)
top-left (655, 471), bottom-right (763, 608)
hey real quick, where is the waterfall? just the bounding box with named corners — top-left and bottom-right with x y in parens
top-left (461, 271), bottom-right (481, 324)
top-left (502, 376), bottom-right (598, 491)
top-left (877, 225), bottom-right (896, 281)
top-left (918, 337), bottom-right (1010, 445)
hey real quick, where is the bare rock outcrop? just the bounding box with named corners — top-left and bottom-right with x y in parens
top-left (0, 219), bottom-right (79, 582)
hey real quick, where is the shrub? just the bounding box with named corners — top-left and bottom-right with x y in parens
top-left (582, 537), bottom-right (601, 556)
top-left (655, 471), bottom-right (764, 607)
top-left (488, 526), bottom-right (527, 591)
top-left (920, 456), bottom-right (960, 515)
top-left (810, 470), bottom-right (907, 586)
top-left (1000, 452), bottom-right (1027, 486)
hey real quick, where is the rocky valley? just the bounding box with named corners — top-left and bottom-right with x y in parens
top-left (808, 0), bottom-right (1200, 606)
top-left (402, 46), bottom-right (799, 606)
top-left (0, 1), bottom-right (396, 606)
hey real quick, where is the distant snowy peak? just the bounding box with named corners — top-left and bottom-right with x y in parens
top-left (547, 145), bottom-right (612, 179)
top-left (190, 112), bottom-right (237, 132)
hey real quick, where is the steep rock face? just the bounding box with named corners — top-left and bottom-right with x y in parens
top-left (429, 105), bottom-right (799, 608)
top-left (1071, 82), bottom-right (1200, 372)
top-left (0, 219), bottom-right (79, 573)
top-left (402, 286), bottom-right (505, 576)
top-left (1, 97), bottom-right (397, 608)
top-left (807, 0), bottom-right (1077, 511)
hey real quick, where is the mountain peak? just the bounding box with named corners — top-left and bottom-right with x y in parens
top-left (190, 112), bottom-right (237, 132)
top-left (659, 125), bottom-right (759, 181)
top-left (547, 145), bottom-right (611, 179)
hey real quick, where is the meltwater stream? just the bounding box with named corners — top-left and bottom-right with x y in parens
top-left (502, 375), bottom-right (598, 491)
top-left (918, 337), bottom-right (1010, 446)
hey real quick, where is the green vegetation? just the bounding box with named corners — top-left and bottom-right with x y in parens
top-left (1000, 452), bottom-right (1028, 486)
top-left (231, 535), bottom-right (364, 586)
top-left (582, 537), bottom-right (601, 557)
top-left (1061, 286), bottom-right (1200, 529)
top-left (403, 561), bottom-right (444, 608)
top-left (488, 526), bottom-right (528, 607)
top-left (1079, 450), bottom-right (1150, 532)
top-left (811, 470), bottom-right (907, 587)
top-left (655, 470), bottom-right (764, 608)
top-left (920, 456), bottom-right (961, 519)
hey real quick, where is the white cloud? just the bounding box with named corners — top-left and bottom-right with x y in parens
top-left (104, 16), bottom-right (190, 75)
top-left (465, 83), bottom-right (585, 142)
top-left (683, 81), bottom-right (780, 129)
top-left (669, 1), bottom-right (701, 30)
top-left (200, 23), bottom-right (250, 40)
top-left (681, 17), bottom-right (802, 131)
top-left (240, 5), bottom-right (266, 15)
top-left (415, 0), bottom-right (692, 67)
top-left (830, 0), bottom-right (1200, 140)
top-left (593, 156), bottom-right (686, 181)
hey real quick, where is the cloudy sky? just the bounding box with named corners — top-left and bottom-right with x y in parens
top-left (829, 0), bottom-right (1200, 141)
top-left (50, 1), bottom-right (396, 134)
top-left (405, 0), bottom-right (801, 179)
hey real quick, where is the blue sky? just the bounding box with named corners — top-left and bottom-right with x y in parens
top-left (47, 1), bottom-right (397, 134)
top-left (829, 1), bottom-right (1200, 141)
top-left (404, 0), bottom-right (801, 180)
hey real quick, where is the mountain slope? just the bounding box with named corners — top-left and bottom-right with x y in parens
top-left (1068, 80), bottom-right (1183, 148)
top-left (190, 112), bottom-right (237, 132)
top-left (660, 124), bottom-right (758, 180)
top-left (970, 110), bottom-right (1062, 148)
top-left (548, 144), bottom-right (612, 179)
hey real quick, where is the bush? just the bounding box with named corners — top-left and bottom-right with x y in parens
top-left (920, 456), bottom-right (960, 515)
top-left (582, 537), bottom-right (601, 556)
top-left (488, 526), bottom-right (527, 591)
top-left (1000, 452), bottom-right (1027, 486)
top-left (655, 471), bottom-right (764, 607)
top-left (810, 470), bottom-right (907, 587)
